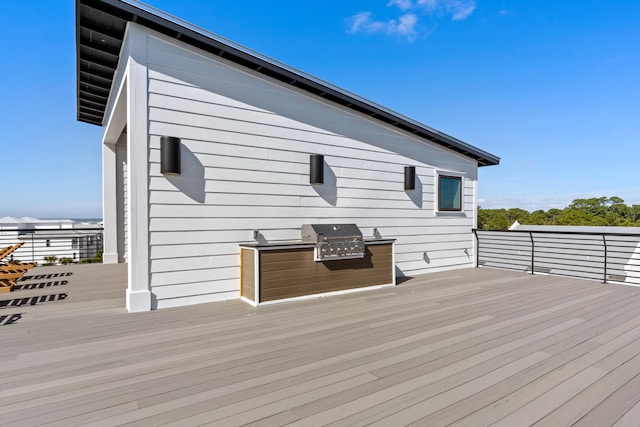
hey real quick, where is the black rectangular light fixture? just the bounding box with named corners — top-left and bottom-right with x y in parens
top-left (404, 166), bottom-right (416, 190)
top-left (310, 154), bottom-right (324, 184)
top-left (161, 136), bottom-right (181, 175)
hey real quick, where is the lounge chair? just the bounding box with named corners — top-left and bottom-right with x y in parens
top-left (0, 271), bottom-right (24, 282)
top-left (0, 242), bottom-right (25, 262)
top-left (0, 243), bottom-right (30, 292)
top-left (0, 265), bottom-right (30, 273)
top-left (0, 243), bottom-right (16, 257)
top-left (0, 277), bottom-right (17, 293)
top-left (3, 260), bottom-right (37, 270)
top-left (0, 243), bottom-right (34, 270)
top-left (0, 246), bottom-right (13, 260)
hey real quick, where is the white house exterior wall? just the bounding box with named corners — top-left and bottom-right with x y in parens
top-left (120, 24), bottom-right (479, 309)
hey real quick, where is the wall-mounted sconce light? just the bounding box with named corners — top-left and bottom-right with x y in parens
top-left (404, 166), bottom-right (415, 190)
top-left (310, 154), bottom-right (324, 184)
top-left (253, 229), bottom-right (260, 240)
top-left (161, 136), bottom-right (181, 175)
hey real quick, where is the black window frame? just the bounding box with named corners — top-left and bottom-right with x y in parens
top-left (438, 175), bottom-right (462, 212)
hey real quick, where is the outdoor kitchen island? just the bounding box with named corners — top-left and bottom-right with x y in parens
top-left (239, 227), bottom-right (395, 305)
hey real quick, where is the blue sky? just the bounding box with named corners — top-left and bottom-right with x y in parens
top-left (1, 0), bottom-right (638, 218)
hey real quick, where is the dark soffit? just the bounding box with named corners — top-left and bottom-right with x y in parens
top-left (76, 0), bottom-right (500, 166)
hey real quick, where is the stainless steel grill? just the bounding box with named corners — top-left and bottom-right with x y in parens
top-left (301, 224), bottom-right (365, 261)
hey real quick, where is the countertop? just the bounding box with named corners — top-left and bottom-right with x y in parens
top-left (239, 238), bottom-right (395, 249)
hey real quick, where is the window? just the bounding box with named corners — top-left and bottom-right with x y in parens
top-left (438, 175), bottom-right (462, 211)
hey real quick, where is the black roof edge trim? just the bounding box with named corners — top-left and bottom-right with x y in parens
top-left (76, 0), bottom-right (499, 166)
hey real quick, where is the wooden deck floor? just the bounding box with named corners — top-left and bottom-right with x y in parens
top-left (3, 264), bottom-right (640, 426)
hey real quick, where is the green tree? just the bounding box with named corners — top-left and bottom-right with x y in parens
top-left (506, 208), bottom-right (529, 224)
top-left (478, 208), bottom-right (511, 230)
top-left (528, 210), bottom-right (547, 224)
top-left (477, 196), bottom-right (640, 229)
top-left (568, 197), bottom-right (609, 216)
top-left (547, 208), bottom-right (561, 225)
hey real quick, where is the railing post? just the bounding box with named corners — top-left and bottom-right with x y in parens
top-left (603, 234), bottom-right (608, 284)
top-left (529, 232), bottom-right (535, 275)
top-left (473, 229), bottom-right (479, 268)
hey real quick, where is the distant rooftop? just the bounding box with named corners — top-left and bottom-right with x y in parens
top-left (0, 216), bottom-right (73, 224)
top-left (75, 0), bottom-right (500, 167)
top-left (0, 217), bottom-right (101, 229)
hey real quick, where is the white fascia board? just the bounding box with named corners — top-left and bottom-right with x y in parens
top-left (124, 23), bottom-right (152, 312)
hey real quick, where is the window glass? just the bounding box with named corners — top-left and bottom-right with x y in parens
top-left (439, 175), bottom-right (462, 211)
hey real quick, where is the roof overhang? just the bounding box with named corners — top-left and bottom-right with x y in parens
top-left (76, 0), bottom-right (500, 166)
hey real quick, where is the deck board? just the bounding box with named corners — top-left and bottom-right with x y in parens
top-left (3, 264), bottom-right (640, 425)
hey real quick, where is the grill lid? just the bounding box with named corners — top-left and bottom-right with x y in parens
top-left (301, 224), bottom-right (365, 261)
top-left (301, 224), bottom-right (363, 243)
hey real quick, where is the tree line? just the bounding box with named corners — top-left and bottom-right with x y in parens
top-left (478, 196), bottom-right (640, 230)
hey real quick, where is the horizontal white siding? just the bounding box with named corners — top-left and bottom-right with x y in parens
top-left (143, 31), bottom-right (478, 308)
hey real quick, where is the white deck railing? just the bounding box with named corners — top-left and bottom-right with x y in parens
top-left (0, 228), bottom-right (103, 266)
top-left (474, 229), bottom-right (640, 285)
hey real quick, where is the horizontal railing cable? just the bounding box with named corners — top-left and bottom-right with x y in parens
top-left (474, 229), bottom-right (640, 285)
top-left (0, 227), bottom-right (104, 266)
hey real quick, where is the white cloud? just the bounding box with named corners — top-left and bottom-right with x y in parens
top-left (388, 0), bottom-right (415, 11)
top-left (347, 0), bottom-right (476, 41)
top-left (417, 0), bottom-right (439, 11)
top-left (479, 189), bottom-right (640, 212)
top-left (347, 12), bottom-right (419, 41)
top-left (395, 13), bottom-right (419, 38)
top-left (446, 0), bottom-right (476, 20)
top-left (347, 12), bottom-right (375, 34)
top-left (478, 197), bottom-right (571, 211)
top-left (417, 0), bottom-right (476, 20)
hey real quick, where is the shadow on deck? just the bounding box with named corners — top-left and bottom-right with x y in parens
top-left (2, 263), bottom-right (640, 426)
